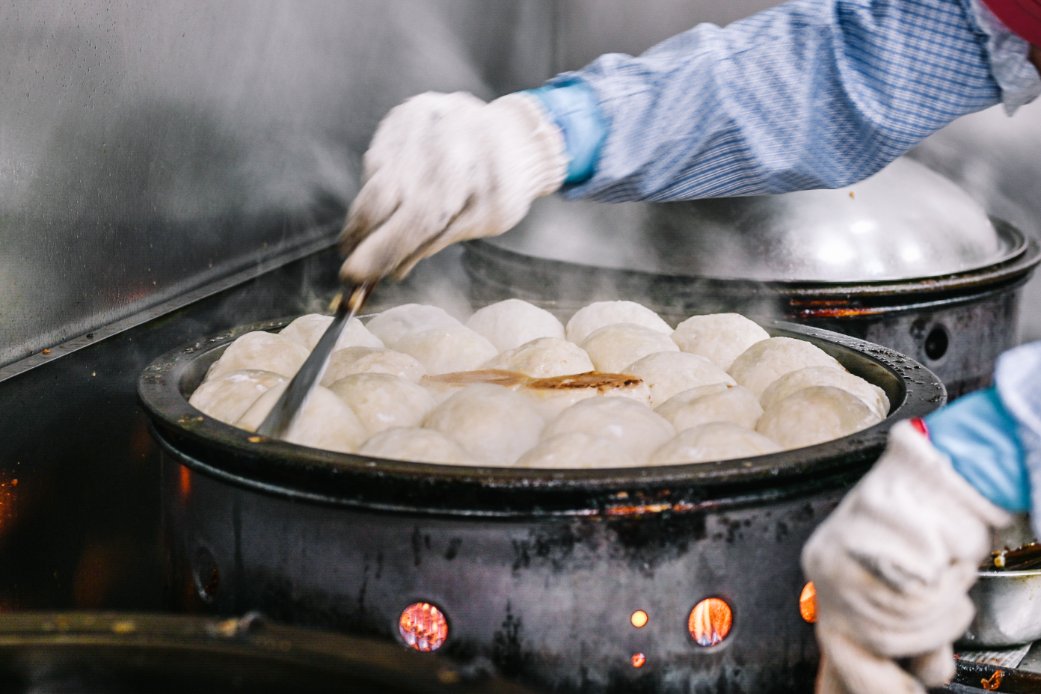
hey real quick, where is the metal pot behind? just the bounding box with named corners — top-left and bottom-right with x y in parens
top-left (464, 161), bottom-right (1040, 398)
top-left (139, 317), bottom-right (944, 693)
top-left (464, 229), bottom-right (1036, 399)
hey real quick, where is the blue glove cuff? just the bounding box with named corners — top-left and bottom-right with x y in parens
top-left (526, 79), bottom-right (607, 185)
top-left (925, 388), bottom-right (1030, 512)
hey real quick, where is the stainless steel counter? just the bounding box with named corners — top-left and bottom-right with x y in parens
top-left (0, 0), bottom-right (554, 368)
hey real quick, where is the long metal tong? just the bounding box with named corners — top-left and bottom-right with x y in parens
top-left (256, 283), bottom-right (373, 439)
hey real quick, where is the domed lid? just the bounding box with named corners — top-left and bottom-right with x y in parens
top-left (489, 158), bottom-right (1021, 282)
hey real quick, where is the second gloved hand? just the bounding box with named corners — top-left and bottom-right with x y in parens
top-left (339, 92), bottom-right (567, 283)
top-left (803, 420), bottom-right (1012, 694)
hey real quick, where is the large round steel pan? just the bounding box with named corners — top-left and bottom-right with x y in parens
top-left (139, 314), bottom-right (945, 693)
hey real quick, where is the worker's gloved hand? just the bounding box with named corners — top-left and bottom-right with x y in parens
top-left (803, 420), bottom-right (1012, 694)
top-left (339, 91), bottom-right (567, 283)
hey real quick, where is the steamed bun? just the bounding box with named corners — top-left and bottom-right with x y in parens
top-left (728, 337), bottom-right (843, 397)
top-left (466, 299), bottom-right (565, 352)
top-left (760, 366), bottom-right (890, 419)
top-left (189, 369), bottom-right (286, 424)
top-left (328, 373), bottom-right (436, 435)
top-left (624, 351), bottom-right (735, 407)
top-left (320, 347), bottom-right (425, 386)
top-left (655, 385), bottom-right (762, 432)
top-left (482, 338), bottom-right (594, 378)
top-left (206, 304), bottom-right (891, 466)
top-left (653, 382), bottom-right (731, 411)
top-left (581, 323), bottom-right (678, 373)
top-left (365, 304), bottom-right (461, 349)
top-left (207, 331), bottom-right (309, 380)
top-left (359, 427), bottom-right (477, 465)
top-left (542, 397), bottom-right (674, 462)
top-left (280, 313), bottom-right (383, 351)
top-left (396, 326), bottom-right (498, 375)
top-left (423, 384), bottom-right (544, 465)
top-left (565, 301), bottom-right (671, 344)
top-left (236, 384), bottom-right (367, 453)
top-left (756, 385), bottom-right (882, 450)
top-left (672, 313), bottom-right (769, 370)
top-left (515, 433), bottom-right (639, 469)
top-left (649, 423), bottom-right (781, 464)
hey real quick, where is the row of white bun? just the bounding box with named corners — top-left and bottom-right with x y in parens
top-left (189, 300), bottom-right (890, 468)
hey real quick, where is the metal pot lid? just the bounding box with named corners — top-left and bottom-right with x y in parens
top-left (490, 157), bottom-right (1020, 282)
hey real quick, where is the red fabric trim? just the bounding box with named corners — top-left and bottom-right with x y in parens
top-left (983, 0), bottom-right (1041, 46)
top-left (910, 418), bottom-right (930, 438)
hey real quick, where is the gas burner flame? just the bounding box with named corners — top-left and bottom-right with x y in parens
top-left (799, 582), bottom-right (817, 624)
top-left (399, 602), bottom-right (448, 652)
top-left (688, 598), bottom-right (733, 647)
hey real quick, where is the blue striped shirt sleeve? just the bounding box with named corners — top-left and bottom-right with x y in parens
top-left (554, 0), bottom-right (1004, 202)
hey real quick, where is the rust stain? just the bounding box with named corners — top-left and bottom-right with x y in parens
top-left (606, 503), bottom-right (672, 516)
top-left (788, 298), bottom-right (884, 319)
top-left (605, 501), bottom-right (697, 517)
top-left (796, 307), bottom-right (881, 319)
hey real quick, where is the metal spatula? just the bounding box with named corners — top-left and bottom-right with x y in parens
top-left (256, 283), bottom-right (373, 439)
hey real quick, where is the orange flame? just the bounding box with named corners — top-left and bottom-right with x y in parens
top-left (630, 653), bottom-right (647, 668)
top-left (399, 602), bottom-right (449, 652)
top-left (178, 466), bottom-right (192, 502)
top-left (799, 582), bottom-right (817, 624)
top-left (688, 598), bottom-right (733, 647)
top-left (982, 669), bottom-right (1004, 690)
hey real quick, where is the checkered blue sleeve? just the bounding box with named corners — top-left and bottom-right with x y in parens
top-left (554, 0), bottom-right (1004, 202)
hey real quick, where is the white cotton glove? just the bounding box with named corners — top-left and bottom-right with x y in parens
top-left (802, 420), bottom-right (1012, 694)
top-left (339, 92), bottom-right (567, 283)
